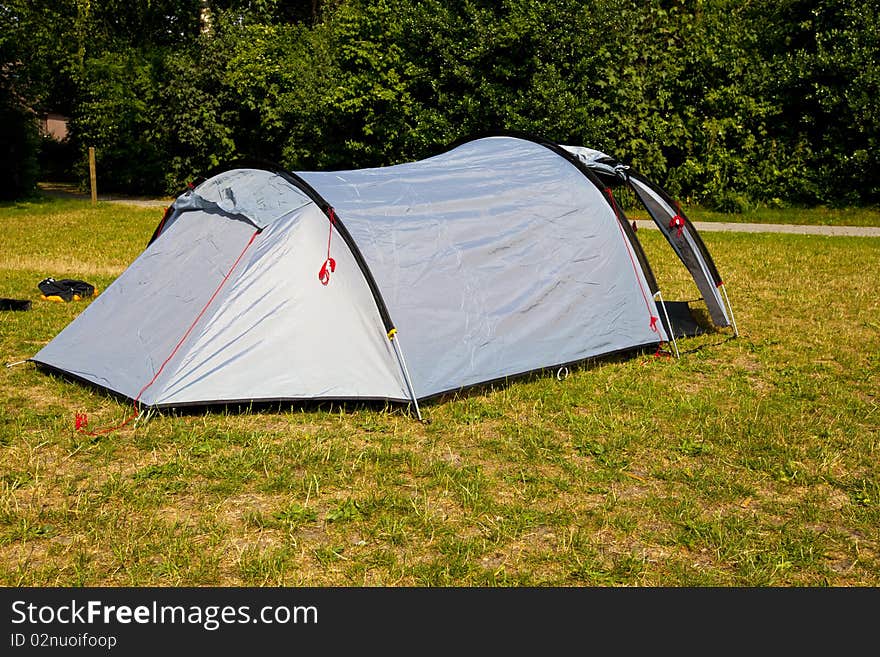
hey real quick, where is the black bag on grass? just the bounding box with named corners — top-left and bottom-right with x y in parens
top-left (38, 278), bottom-right (96, 302)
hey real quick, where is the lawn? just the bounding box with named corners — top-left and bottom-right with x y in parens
top-left (0, 194), bottom-right (878, 586)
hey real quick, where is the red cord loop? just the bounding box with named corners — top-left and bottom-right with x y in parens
top-left (319, 207), bottom-right (337, 286)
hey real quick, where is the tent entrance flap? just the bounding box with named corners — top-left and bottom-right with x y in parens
top-left (627, 174), bottom-right (730, 328)
top-left (560, 144), bottom-right (736, 335)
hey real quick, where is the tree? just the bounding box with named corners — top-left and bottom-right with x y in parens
top-left (0, 1), bottom-right (50, 198)
top-left (8, 0), bottom-right (876, 204)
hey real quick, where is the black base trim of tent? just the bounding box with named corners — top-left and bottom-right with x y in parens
top-left (29, 360), bottom-right (414, 412)
top-left (29, 360), bottom-right (139, 406)
top-left (150, 395), bottom-right (413, 411)
top-left (33, 340), bottom-right (670, 418)
top-left (415, 340), bottom-right (667, 405)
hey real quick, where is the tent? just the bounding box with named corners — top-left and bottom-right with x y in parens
top-left (31, 134), bottom-right (734, 419)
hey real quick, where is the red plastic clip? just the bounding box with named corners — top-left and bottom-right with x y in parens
top-left (669, 215), bottom-right (685, 238)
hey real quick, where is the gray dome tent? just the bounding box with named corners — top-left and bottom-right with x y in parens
top-left (31, 135), bottom-right (734, 420)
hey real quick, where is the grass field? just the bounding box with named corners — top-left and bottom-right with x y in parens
top-left (0, 194), bottom-right (878, 586)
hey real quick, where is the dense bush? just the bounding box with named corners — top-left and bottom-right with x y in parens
top-left (70, 50), bottom-right (168, 194)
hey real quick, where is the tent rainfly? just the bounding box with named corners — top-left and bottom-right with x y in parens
top-left (31, 134), bottom-right (736, 420)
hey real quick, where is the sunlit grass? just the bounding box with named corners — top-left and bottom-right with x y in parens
top-left (0, 197), bottom-right (877, 587)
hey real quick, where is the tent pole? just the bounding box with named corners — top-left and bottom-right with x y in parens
top-left (720, 284), bottom-right (739, 337)
top-left (653, 290), bottom-right (680, 359)
top-left (389, 330), bottom-right (422, 421)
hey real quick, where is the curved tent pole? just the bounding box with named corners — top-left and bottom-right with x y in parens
top-left (554, 141), bottom-right (738, 336)
top-left (721, 284), bottom-right (739, 337)
top-left (625, 171), bottom-right (736, 333)
top-left (378, 127), bottom-right (670, 412)
top-left (632, 173), bottom-right (723, 286)
top-left (653, 290), bottom-right (680, 358)
top-left (152, 159), bottom-right (424, 415)
top-left (537, 141), bottom-right (663, 297)
top-left (538, 138), bottom-right (672, 346)
top-left (151, 138), bottom-right (675, 418)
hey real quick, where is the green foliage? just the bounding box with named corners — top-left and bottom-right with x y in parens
top-left (212, 15), bottom-right (333, 168)
top-left (72, 50), bottom-right (167, 194)
top-left (312, 0), bottom-right (418, 168)
top-left (1, 1), bottom-right (65, 199)
top-left (11, 0), bottom-right (879, 204)
top-left (156, 43), bottom-right (238, 190)
top-left (755, 0), bottom-right (880, 205)
top-left (0, 1), bottom-right (79, 115)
